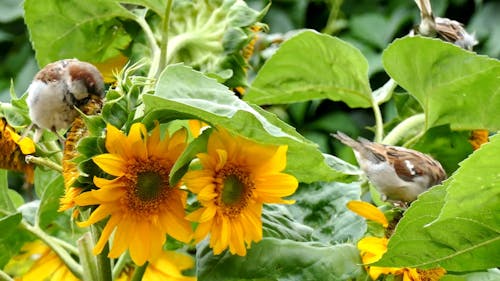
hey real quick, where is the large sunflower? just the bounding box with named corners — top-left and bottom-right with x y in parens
top-left (74, 122), bottom-right (193, 265)
top-left (184, 128), bottom-right (298, 256)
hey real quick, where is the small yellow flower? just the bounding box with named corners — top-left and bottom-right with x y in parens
top-left (93, 54), bottom-right (128, 83)
top-left (184, 128), bottom-right (298, 256)
top-left (74, 122), bottom-right (193, 265)
top-left (0, 118), bottom-right (35, 183)
top-left (469, 129), bottom-right (489, 150)
top-left (6, 240), bottom-right (80, 281)
top-left (188, 120), bottom-right (209, 138)
top-left (349, 200), bottom-right (446, 280)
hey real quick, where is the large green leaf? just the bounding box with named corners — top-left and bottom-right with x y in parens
top-left (24, 0), bottom-right (133, 66)
top-left (36, 174), bottom-right (64, 228)
top-left (376, 134), bottom-right (500, 271)
top-left (287, 181), bottom-right (366, 244)
top-left (197, 239), bottom-right (363, 281)
top-left (244, 30), bottom-right (372, 108)
top-left (0, 169), bottom-right (15, 212)
top-left (383, 36), bottom-right (500, 131)
top-left (143, 64), bottom-right (352, 183)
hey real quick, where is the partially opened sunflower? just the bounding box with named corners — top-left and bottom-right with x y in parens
top-left (184, 128), bottom-right (298, 256)
top-left (74, 122), bottom-right (193, 265)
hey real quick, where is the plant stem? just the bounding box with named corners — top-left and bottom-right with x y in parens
top-left (134, 15), bottom-right (160, 79)
top-left (54, 236), bottom-right (79, 255)
top-left (157, 0), bottom-right (174, 79)
top-left (91, 224), bottom-right (113, 281)
top-left (371, 98), bottom-right (384, 143)
top-left (20, 220), bottom-right (83, 279)
top-left (131, 262), bottom-right (149, 281)
top-left (0, 269), bottom-right (14, 281)
top-left (382, 113), bottom-right (425, 146)
top-left (78, 233), bottom-right (99, 281)
top-left (112, 252), bottom-right (130, 280)
top-left (25, 155), bottom-right (62, 172)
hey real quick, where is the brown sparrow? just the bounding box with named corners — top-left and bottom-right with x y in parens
top-left (26, 59), bottom-right (105, 141)
top-left (332, 132), bottom-right (447, 204)
top-left (413, 0), bottom-right (477, 50)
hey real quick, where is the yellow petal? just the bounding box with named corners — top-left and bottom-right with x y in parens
top-left (128, 123), bottom-right (148, 159)
top-left (347, 200), bottom-right (389, 228)
top-left (93, 214), bottom-right (121, 255)
top-left (93, 54), bottom-right (128, 83)
top-left (105, 123), bottom-right (131, 158)
top-left (92, 154), bottom-right (126, 176)
top-left (255, 173), bottom-right (298, 198)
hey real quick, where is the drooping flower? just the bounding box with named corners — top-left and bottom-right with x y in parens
top-left (348, 200), bottom-right (446, 280)
top-left (0, 118), bottom-right (35, 183)
top-left (60, 95), bottom-right (103, 215)
top-left (74, 122), bottom-right (193, 265)
top-left (6, 240), bottom-right (79, 281)
top-left (184, 128), bottom-right (298, 256)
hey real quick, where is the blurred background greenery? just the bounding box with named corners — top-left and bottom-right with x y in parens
top-left (1, 0), bottom-right (498, 163)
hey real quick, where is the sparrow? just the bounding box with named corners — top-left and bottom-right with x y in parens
top-left (26, 59), bottom-right (105, 142)
top-left (332, 132), bottom-right (447, 204)
top-left (412, 0), bottom-right (477, 50)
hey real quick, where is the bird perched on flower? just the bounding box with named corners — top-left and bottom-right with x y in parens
top-left (332, 132), bottom-right (446, 204)
top-left (26, 59), bottom-right (105, 141)
top-left (412, 0), bottom-right (477, 50)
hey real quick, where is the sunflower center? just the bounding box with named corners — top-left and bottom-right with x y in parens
top-left (217, 166), bottom-right (255, 218)
top-left (221, 175), bottom-right (245, 205)
top-left (136, 171), bottom-right (164, 201)
top-left (125, 158), bottom-right (174, 215)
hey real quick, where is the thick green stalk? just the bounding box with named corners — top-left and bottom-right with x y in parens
top-left (78, 233), bottom-right (99, 281)
top-left (20, 220), bottom-right (83, 279)
top-left (91, 224), bottom-right (113, 281)
top-left (157, 0), bottom-right (174, 79)
top-left (24, 155), bottom-right (62, 172)
top-left (131, 262), bottom-right (149, 281)
top-left (382, 113), bottom-right (425, 146)
top-left (0, 269), bottom-right (14, 281)
top-left (371, 98), bottom-right (384, 143)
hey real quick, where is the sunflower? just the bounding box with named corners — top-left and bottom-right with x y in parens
top-left (6, 240), bottom-right (79, 281)
top-left (184, 128), bottom-right (298, 256)
top-left (74, 122), bottom-right (193, 265)
top-left (0, 118), bottom-right (35, 183)
top-left (348, 200), bottom-right (446, 280)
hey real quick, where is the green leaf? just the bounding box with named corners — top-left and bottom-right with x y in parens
top-left (244, 30), bottom-right (372, 108)
top-left (287, 181), bottom-right (366, 244)
top-left (169, 128), bottom-right (211, 186)
top-left (120, 0), bottom-right (165, 17)
top-left (143, 64), bottom-right (348, 183)
top-left (36, 174), bottom-right (64, 228)
top-left (0, 169), bottom-right (16, 212)
top-left (383, 36), bottom-right (500, 131)
top-left (376, 134), bottom-right (500, 271)
top-left (0, 212), bottom-right (29, 269)
top-left (24, 0), bottom-right (133, 66)
top-left (0, 213), bottom-right (22, 240)
top-left (197, 239), bottom-right (363, 281)
top-left (262, 205), bottom-right (314, 242)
